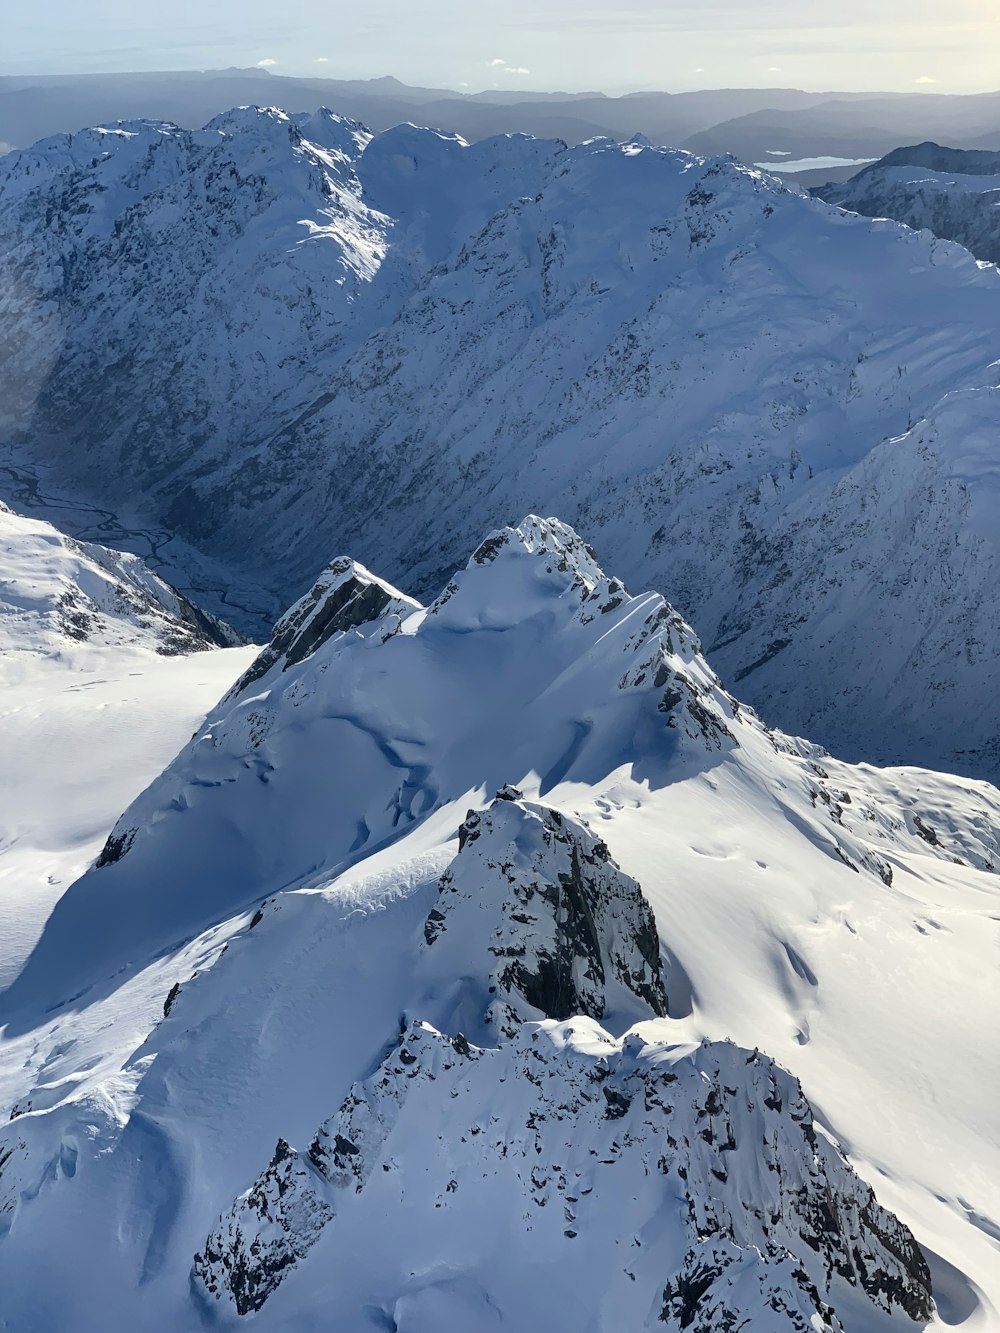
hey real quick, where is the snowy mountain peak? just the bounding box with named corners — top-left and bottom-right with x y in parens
top-left (472, 513), bottom-right (608, 586)
top-left (203, 103), bottom-right (296, 137)
top-left (200, 105), bottom-right (371, 173)
top-left (0, 503), bottom-right (238, 657)
top-left (422, 791), bottom-right (668, 1036)
top-left (187, 779), bottom-right (931, 1328)
top-left (25, 510), bottom-right (1000, 1028)
top-left (194, 1014), bottom-right (932, 1327)
top-left (418, 514), bottom-right (739, 749)
top-left (80, 516), bottom-right (742, 946)
top-left (231, 554), bottom-right (419, 697)
top-left (3, 511), bottom-right (998, 1329)
top-left (290, 106), bottom-right (372, 158)
top-left (427, 513), bottom-right (615, 621)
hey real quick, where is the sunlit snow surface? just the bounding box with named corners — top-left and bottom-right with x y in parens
top-left (0, 515), bottom-right (996, 1331)
top-left (0, 505), bottom-right (256, 987)
top-left (5, 111), bottom-right (1000, 775)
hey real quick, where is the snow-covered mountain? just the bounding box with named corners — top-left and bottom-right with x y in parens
top-left (814, 142), bottom-right (1000, 263)
top-left (1, 516), bottom-right (996, 1332)
top-left (4, 109), bottom-right (1000, 776)
top-left (0, 501), bottom-right (238, 658)
top-left (0, 502), bottom-right (256, 994)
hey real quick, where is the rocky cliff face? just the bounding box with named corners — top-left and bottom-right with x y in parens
top-left (193, 797), bottom-right (931, 1328)
top-left (229, 555), bottom-right (419, 697)
top-left (423, 791), bottom-right (668, 1035)
top-left (196, 1021), bottom-right (932, 1328)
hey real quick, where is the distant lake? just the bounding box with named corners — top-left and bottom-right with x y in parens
top-left (755, 155), bottom-right (877, 173)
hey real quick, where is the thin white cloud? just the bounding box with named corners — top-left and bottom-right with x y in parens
top-left (913, 74), bottom-right (937, 83)
top-left (314, 57), bottom-right (329, 63)
top-left (255, 58), bottom-right (277, 68)
top-left (486, 58), bottom-right (529, 75)
top-left (767, 65), bottom-right (781, 72)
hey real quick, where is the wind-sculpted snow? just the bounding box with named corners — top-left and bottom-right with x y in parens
top-left (815, 142), bottom-right (1000, 264)
top-left (1, 517), bottom-right (999, 1331)
top-left (14, 514), bottom-right (997, 1013)
top-left (7, 517), bottom-right (743, 1011)
top-left (6, 112), bottom-right (1000, 772)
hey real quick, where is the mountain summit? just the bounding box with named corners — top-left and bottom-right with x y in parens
top-left (4, 111), bottom-right (1000, 773)
top-left (815, 141), bottom-right (1000, 264)
top-left (0, 517), bottom-right (996, 1331)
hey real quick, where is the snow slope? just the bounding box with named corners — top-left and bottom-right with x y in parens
top-left (0, 501), bottom-right (239, 658)
top-left (815, 143), bottom-right (1000, 263)
top-left (3, 111), bottom-right (1000, 774)
top-left (0, 502), bottom-right (256, 987)
top-left (0, 517), bottom-right (996, 1332)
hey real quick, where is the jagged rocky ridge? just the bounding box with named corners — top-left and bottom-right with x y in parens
top-left (85, 514), bottom-right (748, 905)
top-left (0, 501), bottom-right (238, 655)
top-left (5, 111), bottom-right (1000, 774)
top-left (193, 794), bottom-right (930, 1328)
top-left (1, 516), bottom-right (998, 1332)
top-left (228, 555), bottom-right (419, 697)
top-left (815, 142), bottom-right (1000, 263)
top-left (85, 515), bottom-right (998, 919)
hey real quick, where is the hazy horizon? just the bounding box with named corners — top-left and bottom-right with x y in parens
top-left (5, 2), bottom-right (1000, 95)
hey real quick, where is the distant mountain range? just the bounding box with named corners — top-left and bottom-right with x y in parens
top-left (5, 69), bottom-right (1000, 179)
top-left (815, 141), bottom-right (1000, 262)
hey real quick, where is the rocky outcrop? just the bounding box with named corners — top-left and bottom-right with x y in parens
top-left (194, 1137), bottom-right (332, 1315)
top-left (229, 556), bottom-right (419, 696)
top-left (193, 788), bottom-right (932, 1328)
top-left (194, 1022), bottom-right (932, 1327)
top-left (423, 791), bottom-right (668, 1034)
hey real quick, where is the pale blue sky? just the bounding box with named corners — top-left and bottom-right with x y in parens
top-left (4, 1), bottom-right (1000, 93)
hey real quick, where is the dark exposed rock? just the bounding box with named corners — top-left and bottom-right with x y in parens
top-left (193, 1135), bottom-right (332, 1315)
top-left (230, 557), bottom-right (418, 697)
top-left (194, 1027), bottom-right (933, 1326)
top-left (423, 794), bottom-right (669, 1032)
top-left (95, 826), bottom-right (136, 868)
top-left (913, 816), bottom-right (939, 847)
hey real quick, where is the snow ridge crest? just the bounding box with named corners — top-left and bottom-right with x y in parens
top-left (231, 555), bottom-right (420, 696)
top-left (192, 791), bottom-right (932, 1329)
